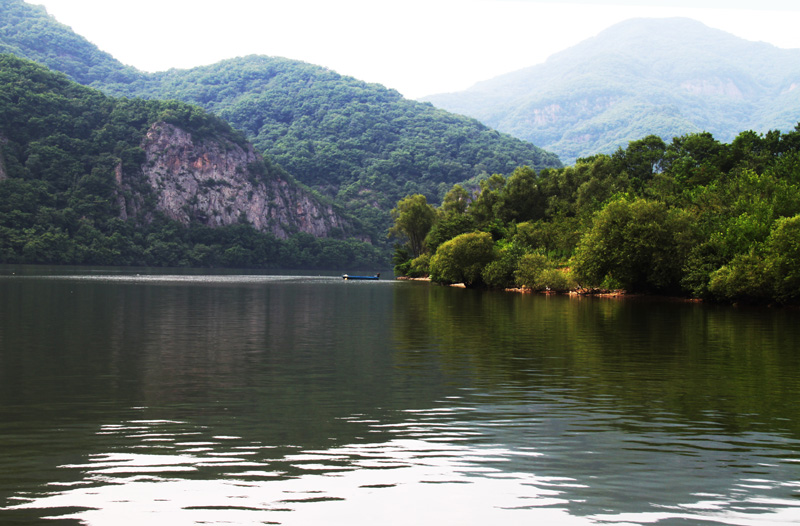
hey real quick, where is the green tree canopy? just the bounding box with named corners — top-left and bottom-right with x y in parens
top-left (388, 194), bottom-right (437, 258)
top-left (572, 197), bottom-right (697, 293)
top-left (429, 231), bottom-right (494, 287)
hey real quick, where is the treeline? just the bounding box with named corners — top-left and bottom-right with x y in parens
top-left (0, 190), bottom-right (386, 269)
top-left (0, 55), bottom-right (385, 270)
top-left (391, 130), bottom-right (800, 304)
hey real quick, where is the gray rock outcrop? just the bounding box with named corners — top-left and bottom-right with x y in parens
top-left (123, 122), bottom-right (350, 240)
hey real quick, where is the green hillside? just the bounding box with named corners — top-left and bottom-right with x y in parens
top-left (112, 56), bottom-right (560, 230)
top-left (0, 54), bottom-right (385, 269)
top-left (423, 18), bottom-right (800, 164)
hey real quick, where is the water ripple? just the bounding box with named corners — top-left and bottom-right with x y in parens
top-left (3, 406), bottom-right (799, 525)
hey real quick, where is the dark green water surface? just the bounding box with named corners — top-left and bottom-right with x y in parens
top-left (0, 267), bottom-right (798, 525)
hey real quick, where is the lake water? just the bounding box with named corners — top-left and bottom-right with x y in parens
top-left (0, 267), bottom-right (798, 525)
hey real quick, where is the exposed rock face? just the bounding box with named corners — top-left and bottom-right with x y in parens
top-left (127, 122), bottom-right (350, 240)
top-left (521, 97), bottom-right (618, 128)
top-left (681, 78), bottom-right (744, 99)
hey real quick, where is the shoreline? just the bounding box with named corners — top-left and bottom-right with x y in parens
top-left (396, 276), bottom-right (704, 302)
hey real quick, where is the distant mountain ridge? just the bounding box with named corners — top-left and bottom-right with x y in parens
top-left (0, 0), bottom-right (141, 86)
top-left (422, 18), bottom-right (800, 164)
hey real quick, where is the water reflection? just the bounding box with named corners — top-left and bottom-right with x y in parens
top-left (1, 270), bottom-right (799, 525)
top-left (392, 287), bottom-right (800, 438)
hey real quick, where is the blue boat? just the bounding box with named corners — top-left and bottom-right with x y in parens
top-left (342, 273), bottom-right (380, 280)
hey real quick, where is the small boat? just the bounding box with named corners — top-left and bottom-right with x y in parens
top-left (342, 273), bottom-right (380, 280)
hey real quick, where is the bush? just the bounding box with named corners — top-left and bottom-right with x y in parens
top-left (706, 215), bottom-right (800, 304)
top-left (764, 215), bottom-right (800, 303)
top-left (429, 231), bottom-right (494, 287)
top-left (537, 268), bottom-right (578, 292)
top-left (482, 242), bottom-right (525, 288)
top-left (572, 197), bottom-right (697, 293)
top-left (514, 253), bottom-right (551, 289)
top-left (514, 253), bottom-right (577, 292)
top-left (407, 253), bottom-right (431, 278)
top-left (708, 251), bottom-right (771, 302)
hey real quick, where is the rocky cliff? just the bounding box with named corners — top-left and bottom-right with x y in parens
top-left (123, 122), bottom-right (351, 240)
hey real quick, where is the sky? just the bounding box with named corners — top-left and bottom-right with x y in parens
top-left (29, 0), bottom-right (800, 99)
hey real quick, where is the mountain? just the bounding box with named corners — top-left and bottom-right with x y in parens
top-left (422, 18), bottom-right (800, 164)
top-left (1, 0), bottom-right (562, 241)
top-left (0, 54), bottom-right (382, 268)
top-left (102, 55), bottom-right (562, 232)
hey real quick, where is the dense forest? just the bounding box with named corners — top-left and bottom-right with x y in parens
top-left (0, 0), bottom-right (141, 87)
top-left (391, 129), bottom-right (800, 304)
top-left (0, 55), bottom-right (385, 269)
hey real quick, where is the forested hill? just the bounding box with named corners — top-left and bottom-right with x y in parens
top-left (125, 56), bottom-right (560, 227)
top-left (423, 18), bottom-right (800, 164)
top-left (0, 54), bottom-right (385, 268)
top-left (1, 0), bottom-right (562, 239)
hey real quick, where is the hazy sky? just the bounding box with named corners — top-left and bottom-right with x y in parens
top-left (30, 0), bottom-right (800, 99)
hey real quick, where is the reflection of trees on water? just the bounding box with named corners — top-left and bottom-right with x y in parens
top-left (392, 285), bottom-right (800, 437)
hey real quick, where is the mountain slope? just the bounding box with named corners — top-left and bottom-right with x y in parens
top-left (0, 54), bottom-right (353, 243)
top-left (423, 18), bottom-right (800, 164)
top-left (2, 0), bottom-right (562, 240)
top-left (105, 56), bottom-right (561, 222)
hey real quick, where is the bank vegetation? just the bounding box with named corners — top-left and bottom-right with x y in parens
top-left (391, 130), bottom-right (800, 305)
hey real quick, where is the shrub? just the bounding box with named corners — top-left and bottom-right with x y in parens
top-left (429, 231), bottom-right (494, 287)
top-left (482, 242), bottom-right (525, 288)
top-left (514, 253), bottom-right (551, 290)
top-left (407, 253), bottom-right (431, 278)
top-left (537, 268), bottom-right (578, 292)
top-left (764, 215), bottom-right (800, 303)
top-left (708, 251), bottom-right (770, 302)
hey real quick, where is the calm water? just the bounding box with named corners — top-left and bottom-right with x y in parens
top-left (0, 267), bottom-right (798, 525)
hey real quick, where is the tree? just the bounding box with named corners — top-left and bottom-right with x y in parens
top-left (513, 219), bottom-right (582, 260)
top-left (468, 174), bottom-right (506, 227)
top-left (515, 252), bottom-right (577, 292)
top-left (424, 213), bottom-right (475, 254)
top-left (440, 184), bottom-right (471, 216)
top-left (613, 134), bottom-right (666, 189)
top-left (482, 241), bottom-right (525, 288)
top-left (663, 132), bottom-right (730, 187)
top-left (388, 194), bottom-right (436, 258)
top-left (496, 165), bottom-right (545, 223)
top-left (429, 231), bottom-right (494, 287)
top-left (572, 197), bottom-right (697, 293)
top-left (764, 215), bottom-right (800, 303)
